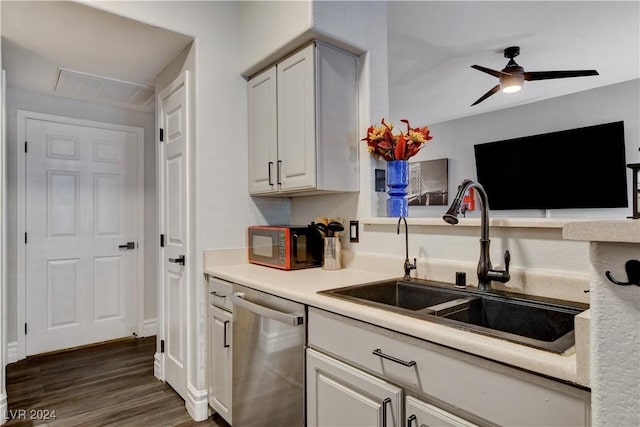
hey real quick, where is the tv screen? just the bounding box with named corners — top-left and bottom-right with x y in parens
top-left (474, 121), bottom-right (628, 210)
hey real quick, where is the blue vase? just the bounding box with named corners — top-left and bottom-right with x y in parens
top-left (386, 160), bottom-right (409, 217)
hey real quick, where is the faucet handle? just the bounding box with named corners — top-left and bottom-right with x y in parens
top-left (487, 250), bottom-right (511, 284)
top-left (403, 257), bottom-right (417, 280)
top-left (504, 250), bottom-right (510, 272)
top-left (497, 250), bottom-right (511, 283)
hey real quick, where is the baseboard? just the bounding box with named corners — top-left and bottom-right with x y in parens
top-left (7, 342), bottom-right (18, 364)
top-left (185, 383), bottom-right (209, 422)
top-left (141, 318), bottom-right (158, 337)
top-left (154, 352), bottom-right (163, 381)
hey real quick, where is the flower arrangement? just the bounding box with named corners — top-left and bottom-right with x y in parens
top-left (362, 118), bottom-right (433, 161)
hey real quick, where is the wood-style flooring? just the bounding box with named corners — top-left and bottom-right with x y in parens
top-left (5, 336), bottom-right (229, 427)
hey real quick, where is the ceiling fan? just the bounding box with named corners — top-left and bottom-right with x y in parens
top-left (470, 46), bottom-right (599, 106)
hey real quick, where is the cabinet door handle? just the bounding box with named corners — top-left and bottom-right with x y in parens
top-left (407, 414), bottom-right (417, 427)
top-left (373, 348), bottom-right (416, 367)
top-left (223, 320), bottom-right (230, 348)
top-left (382, 397), bottom-right (391, 427)
top-left (277, 160), bottom-right (282, 185)
top-left (268, 161), bottom-right (274, 186)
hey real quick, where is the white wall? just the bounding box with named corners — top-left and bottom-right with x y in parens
top-left (4, 87), bottom-right (157, 343)
top-left (0, 0), bottom-right (7, 421)
top-left (589, 241), bottom-right (640, 426)
top-left (238, 0), bottom-right (312, 75)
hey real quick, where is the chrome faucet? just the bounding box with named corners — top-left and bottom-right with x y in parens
top-left (443, 179), bottom-right (510, 291)
top-left (397, 217), bottom-right (417, 280)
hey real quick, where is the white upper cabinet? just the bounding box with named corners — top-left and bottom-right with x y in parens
top-left (248, 42), bottom-right (359, 196)
top-left (248, 67), bottom-right (278, 194)
top-left (277, 44), bottom-right (316, 192)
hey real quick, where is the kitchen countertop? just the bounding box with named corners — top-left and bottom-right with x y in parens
top-left (205, 256), bottom-right (587, 387)
top-left (563, 218), bottom-right (640, 243)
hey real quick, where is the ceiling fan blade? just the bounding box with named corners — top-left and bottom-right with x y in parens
top-left (471, 84), bottom-right (501, 106)
top-left (524, 70), bottom-right (599, 81)
top-left (471, 65), bottom-right (511, 78)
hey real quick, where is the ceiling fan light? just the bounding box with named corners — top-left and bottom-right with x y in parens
top-left (502, 84), bottom-right (522, 93)
top-left (500, 74), bottom-right (524, 93)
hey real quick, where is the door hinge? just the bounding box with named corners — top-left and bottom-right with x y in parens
top-left (159, 128), bottom-right (164, 142)
top-left (24, 232), bottom-right (28, 244)
top-left (24, 141), bottom-right (28, 153)
top-left (160, 234), bottom-right (165, 248)
top-left (160, 339), bottom-right (165, 353)
top-left (24, 323), bottom-right (28, 335)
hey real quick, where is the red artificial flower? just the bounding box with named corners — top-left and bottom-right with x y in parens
top-left (362, 118), bottom-right (433, 161)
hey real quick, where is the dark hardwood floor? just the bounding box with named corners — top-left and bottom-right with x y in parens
top-left (5, 337), bottom-right (229, 427)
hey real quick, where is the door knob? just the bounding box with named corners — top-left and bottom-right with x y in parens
top-left (169, 255), bottom-right (186, 266)
top-left (119, 242), bottom-right (136, 250)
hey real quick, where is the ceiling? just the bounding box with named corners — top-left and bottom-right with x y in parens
top-left (1, 1), bottom-right (193, 112)
top-left (1, 1), bottom-right (638, 120)
top-left (388, 1), bottom-right (640, 124)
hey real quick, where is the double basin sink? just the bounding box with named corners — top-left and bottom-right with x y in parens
top-left (320, 278), bottom-right (588, 353)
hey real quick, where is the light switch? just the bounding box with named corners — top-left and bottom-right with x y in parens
top-left (349, 220), bottom-right (359, 243)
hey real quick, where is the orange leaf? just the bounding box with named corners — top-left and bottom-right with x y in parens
top-left (394, 135), bottom-right (407, 160)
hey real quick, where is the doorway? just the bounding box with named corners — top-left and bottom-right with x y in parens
top-left (157, 72), bottom-right (190, 400)
top-left (17, 111), bottom-right (145, 357)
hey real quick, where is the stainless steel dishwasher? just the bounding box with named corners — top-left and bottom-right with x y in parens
top-left (230, 284), bottom-right (305, 427)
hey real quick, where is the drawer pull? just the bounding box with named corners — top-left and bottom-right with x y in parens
top-left (407, 414), bottom-right (417, 427)
top-left (210, 291), bottom-right (226, 298)
top-left (373, 348), bottom-right (416, 367)
top-left (223, 320), bottom-right (230, 348)
top-left (382, 397), bottom-right (391, 427)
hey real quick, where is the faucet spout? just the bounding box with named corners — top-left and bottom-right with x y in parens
top-left (397, 217), bottom-right (416, 280)
top-left (443, 180), bottom-right (510, 291)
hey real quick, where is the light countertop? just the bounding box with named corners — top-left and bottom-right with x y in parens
top-left (205, 257), bottom-right (587, 387)
top-left (563, 219), bottom-right (640, 243)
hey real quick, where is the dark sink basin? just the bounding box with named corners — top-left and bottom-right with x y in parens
top-left (320, 278), bottom-right (588, 353)
top-left (326, 279), bottom-right (468, 313)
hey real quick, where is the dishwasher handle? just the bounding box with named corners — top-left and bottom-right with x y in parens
top-left (231, 292), bottom-right (304, 326)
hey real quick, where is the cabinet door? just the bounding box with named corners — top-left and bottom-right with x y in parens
top-left (208, 305), bottom-right (232, 424)
top-left (406, 396), bottom-right (477, 427)
top-left (277, 44), bottom-right (317, 192)
top-left (307, 348), bottom-right (403, 427)
top-left (248, 66), bottom-right (278, 194)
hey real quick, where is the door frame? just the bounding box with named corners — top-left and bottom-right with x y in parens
top-left (154, 70), bottom-right (191, 386)
top-left (1, 70), bottom-right (8, 423)
top-left (16, 110), bottom-right (145, 360)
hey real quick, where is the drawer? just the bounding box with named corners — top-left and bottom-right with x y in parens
top-left (208, 276), bottom-right (234, 312)
top-left (308, 308), bottom-right (590, 427)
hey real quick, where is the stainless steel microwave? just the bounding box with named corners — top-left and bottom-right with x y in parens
top-left (247, 225), bottom-right (322, 270)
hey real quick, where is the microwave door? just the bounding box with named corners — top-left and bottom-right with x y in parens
top-left (292, 233), bottom-right (307, 265)
top-left (252, 234), bottom-right (274, 258)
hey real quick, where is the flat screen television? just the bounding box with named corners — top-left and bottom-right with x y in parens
top-left (474, 121), bottom-right (628, 210)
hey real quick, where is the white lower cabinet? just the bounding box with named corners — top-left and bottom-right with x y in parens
top-left (307, 348), bottom-right (403, 427)
top-left (308, 307), bottom-right (591, 427)
top-left (207, 277), bottom-right (233, 424)
top-left (405, 396), bottom-right (476, 427)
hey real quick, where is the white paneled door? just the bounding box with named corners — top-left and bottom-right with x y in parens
top-left (159, 74), bottom-right (188, 400)
top-left (25, 116), bottom-right (140, 356)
